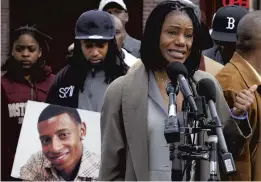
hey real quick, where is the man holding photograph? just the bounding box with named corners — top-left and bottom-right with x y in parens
top-left (20, 105), bottom-right (100, 181)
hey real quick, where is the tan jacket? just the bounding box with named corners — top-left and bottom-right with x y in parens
top-left (100, 60), bottom-right (251, 181)
top-left (216, 52), bottom-right (261, 181)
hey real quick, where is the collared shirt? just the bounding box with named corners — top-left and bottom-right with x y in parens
top-left (122, 48), bottom-right (138, 68)
top-left (20, 145), bottom-right (100, 181)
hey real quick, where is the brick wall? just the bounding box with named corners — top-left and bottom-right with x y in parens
top-left (1, 0), bottom-right (10, 65)
top-left (143, 0), bottom-right (164, 30)
top-left (142, 0), bottom-right (199, 30)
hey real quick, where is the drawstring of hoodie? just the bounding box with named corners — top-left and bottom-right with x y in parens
top-left (34, 83), bottom-right (39, 101)
top-left (28, 79), bottom-right (39, 101)
top-left (26, 66), bottom-right (51, 101)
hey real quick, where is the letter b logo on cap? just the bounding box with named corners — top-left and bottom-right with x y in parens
top-left (226, 17), bottom-right (235, 30)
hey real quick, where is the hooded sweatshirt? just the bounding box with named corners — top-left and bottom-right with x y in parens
top-left (1, 65), bottom-right (54, 180)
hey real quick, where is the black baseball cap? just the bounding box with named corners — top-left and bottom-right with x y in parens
top-left (75, 10), bottom-right (115, 40)
top-left (211, 5), bottom-right (248, 42)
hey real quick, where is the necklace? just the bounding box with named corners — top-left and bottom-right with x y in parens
top-left (154, 71), bottom-right (170, 87)
top-left (154, 71), bottom-right (170, 104)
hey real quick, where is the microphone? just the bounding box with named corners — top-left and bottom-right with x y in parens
top-left (166, 83), bottom-right (178, 118)
top-left (166, 62), bottom-right (198, 112)
top-left (197, 78), bottom-right (236, 175)
top-left (164, 83), bottom-right (180, 143)
top-left (164, 83), bottom-right (182, 181)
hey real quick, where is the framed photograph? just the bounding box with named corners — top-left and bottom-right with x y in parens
top-left (11, 101), bottom-right (101, 179)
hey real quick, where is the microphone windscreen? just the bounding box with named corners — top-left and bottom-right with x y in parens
top-left (196, 78), bottom-right (216, 102)
top-left (166, 62), bottom-right (188, 83)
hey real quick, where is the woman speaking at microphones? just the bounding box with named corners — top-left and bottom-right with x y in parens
top-left (98, 0), bottom-right (254, 181)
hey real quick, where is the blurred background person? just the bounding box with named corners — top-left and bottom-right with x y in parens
top-left (1, 26), bottom-right (54, 181)
top-left (98, 0), bottom-right (141, 57)
top-left (111, 14), bottom-right (137, 69)
top-left (203, 5), bottom-right (248, 65)
top-left (216, 10), bottom-right (261, 181)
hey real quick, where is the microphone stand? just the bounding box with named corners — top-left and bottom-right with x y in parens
top-left (165, 80), bottom-right (232, 181)
top-left (164, 83), bottom-right (180, 143)
top-left (164, 83), bottom-right (183, 181)
top-left (207, 135), bottom-right (219, 181)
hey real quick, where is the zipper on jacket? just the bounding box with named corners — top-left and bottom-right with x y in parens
top-left (92, 68), bottom-right (95, 78)
top-left (29, 81), bottom-right (39, 101)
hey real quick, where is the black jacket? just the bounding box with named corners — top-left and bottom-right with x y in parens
top-left (46, 65), bottom-right (80, 108)
top-left (46, 63), bottom-right (126, 108)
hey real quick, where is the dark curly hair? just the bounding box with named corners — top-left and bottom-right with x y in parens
top-left (38, 104), bottom-right (82, 124)
top-left (140, 0), bottom-right (202, 77)
top-left (1, 26), bottom-right (52, 82)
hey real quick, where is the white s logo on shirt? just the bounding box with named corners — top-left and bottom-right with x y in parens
top-left (59, 85), bottom-right (75, 98)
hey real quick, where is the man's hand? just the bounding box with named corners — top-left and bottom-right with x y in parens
top-left (232, 85), bottom-right (257, 116)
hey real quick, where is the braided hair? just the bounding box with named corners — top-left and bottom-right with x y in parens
top-left (2, 25), bottom-right (52, 82)
top-left (140, 0), bottom-right (202, 77)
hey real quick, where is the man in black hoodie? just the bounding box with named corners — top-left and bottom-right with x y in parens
top-left (46, 10), bottom-right (125, 112)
